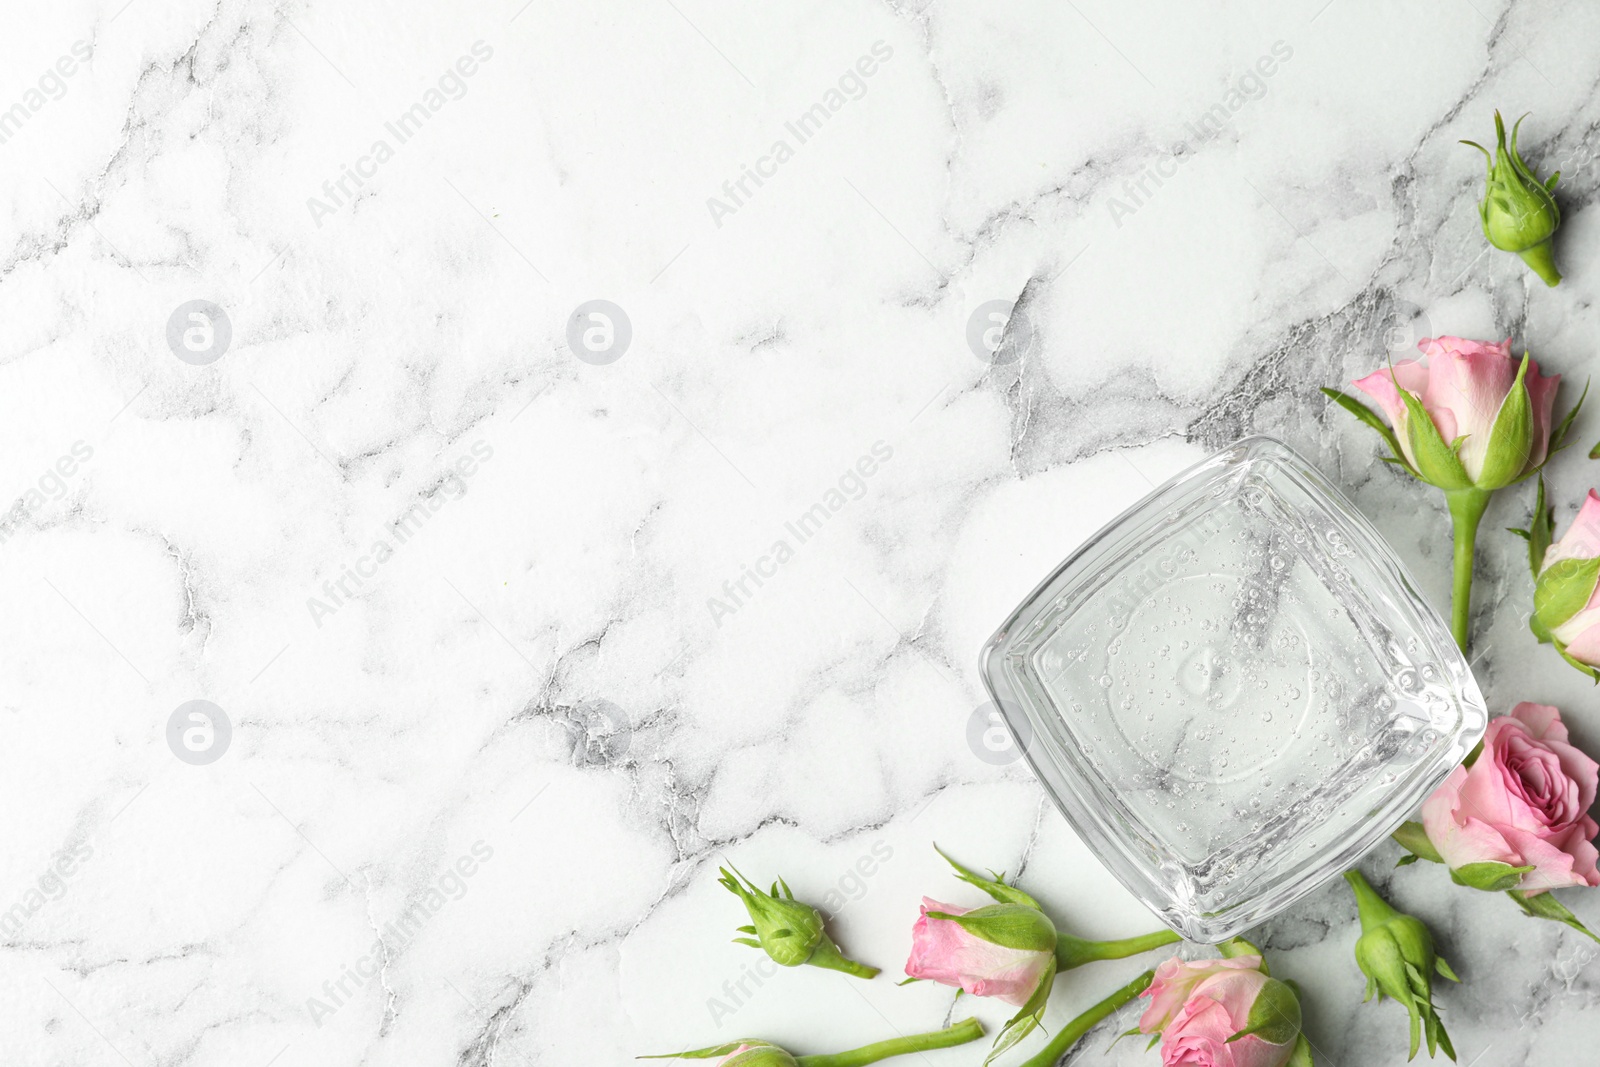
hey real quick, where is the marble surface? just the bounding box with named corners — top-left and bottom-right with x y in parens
top-left (3, 0), bottom-right (1599, 1064)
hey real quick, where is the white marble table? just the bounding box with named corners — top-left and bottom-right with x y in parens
top-left (2, 0), bottom-right (1598, 1063)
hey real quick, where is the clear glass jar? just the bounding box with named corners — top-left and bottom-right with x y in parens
top-left (979, 437), bottom-right (1485, 942)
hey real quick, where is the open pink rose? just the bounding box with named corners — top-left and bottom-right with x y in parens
top-left (1352, 335), bottom-right (1559, 485)
top-left (1139, 956), bottom-right (1298, 1067)
top-left (904, 899), bottom-right (1052, 1006)
top-left (1538, 490), bottom-right (1600, 665)
top-left (1422, 702), bottom-right (1600, 894)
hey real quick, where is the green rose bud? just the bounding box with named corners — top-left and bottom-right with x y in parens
top-left (1463, 110), bottom-right (1562, 286)
top-left (718, 867), bottom-right (879, 979)
top-left (1344, 870), bottom-right (1459, 1062)
top-left (642, 1019), bottom-right (987, 1067)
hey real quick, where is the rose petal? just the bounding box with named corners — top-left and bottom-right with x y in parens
top-left (1545, 491), bottom-right (1600, 572)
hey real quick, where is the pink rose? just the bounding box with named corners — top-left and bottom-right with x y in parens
top-left (1139, 956), bottom-right (1300, 1067)
top-left (1536, 490), bottom-right (1600, 665)
top-left (903, 898), bottom-right (1052, 1006)
top-left (1138, 955), bottom-right (1268, 1033)
top-left (1422, 702), bottom-right (1600, 893)
top-left (1351, 335), bottom-right (1559, 486)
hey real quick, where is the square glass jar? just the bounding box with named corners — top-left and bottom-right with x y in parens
top-left (979, 436), bottom-right (1486, 942)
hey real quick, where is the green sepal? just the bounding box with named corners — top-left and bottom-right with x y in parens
top-left (640, 1041), bottom-right (762, 1059)
top-left (1450, 861), bottom-right (1535, 892)
top-left (1219, 936), bottom-right (1267, 971)
top-left (1590, 438), bottom-right (1600, 460)
top-left (1534, 556), bottom-right (1600, 629)
top-left (1225, 977), bottom-right (1301, 1046)
top-left (1322, 387), bottom-right (1417, 476)
top-left (1474, 352), bottom-right (1533, 489)
top-left (933, 845), bottom-right (1040, 908)
top-left (1391, 822), bottom-right (1443, 865)
top-left (1549, 378), bottom-right (1588, 454)
top-left (983, 958), bottom-right (1056, 1066)
top-left (1395, 854), bottom-right (1419, 868)
top-left (925, 903), bottom-right (1057, 952)
top-left (1436, 956), bottom-right (1460, 982)
top-left (1397, 385), bottom-right (1472, 489)
top-left (1507, 888), bottom-right (1600, 943)
top-left (1287, 1034), bottom-right (1315, 1067)
top-left (1552, 637), bottom-right (1600, 683)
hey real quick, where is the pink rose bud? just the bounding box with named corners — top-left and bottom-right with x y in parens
top-left (1343, 336), bottom-right (1560, 491)
top-left (1421, 702), bottom-right (1600, 893)
top-left (906, 899), bottom-right (1056, 1006)
top-left (1530, 488), bottom-right (1600, 673)
top-left (1137, 953), bottom-right (1305, 1067)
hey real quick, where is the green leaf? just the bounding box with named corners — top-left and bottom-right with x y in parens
top-left (932, 845), bottom-right (1040, 908)
top-left (1322, 387), bottom-right (1413, 473)
top-left (1475, 353), bottom-right (1533, 488)
top-left (1590, 438), bottom-right (1600, 460)
top-left (1450, 861), bottom-right (1535, 892)
top-left (1528, 474), bottom-right (1555, 579)
top-left (1397, 385), bottom-right (1472, 488)
top-left (1508, 889), bottom-right (1600, 942)
top-left (983, 959), bottom-right (1055, 1066)
top-left (1550, 378), bottom-right (1588, 453)
top-left (1534, 556), bottom-right (1600, 628)
top-left (1391, 821), bottom-right (1443, 864)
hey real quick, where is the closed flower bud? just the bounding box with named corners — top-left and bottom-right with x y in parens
top-left (1530, 490), bottom-right (1600, 675)
top-left (719, 867), bottom-right (878, 979)
top-left (641, 1019), bottom-right (986, 1067)
top-left (1344, 871), bottom-right (1458, 1061)
top-left (1463, 111), bottom-right (1562, 286)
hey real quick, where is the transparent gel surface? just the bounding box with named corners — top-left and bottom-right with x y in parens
top-left (980, 437), bottom-right (1486, 942)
